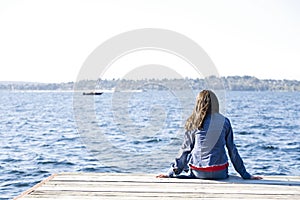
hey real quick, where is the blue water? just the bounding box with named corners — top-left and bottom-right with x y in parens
top-left (1, 90), bottom-right (299, 199)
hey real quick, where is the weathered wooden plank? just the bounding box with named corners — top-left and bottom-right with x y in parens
top-left (17, 193), bottom-right (300, 200)
top-left (45, 180), bottom-right (300, 189)
top-left (49, 177), bottom-right (300, 187)
top-left (37, 179), bottom-right (300, 194)
top-left (26, 190), bottom-right (300, 198)
top-left (15, 173), bottom-right (300, 200)
top-left (52, 173), bottom-right (300, 186)
top-left (33, 186), bottom-right (300, 195)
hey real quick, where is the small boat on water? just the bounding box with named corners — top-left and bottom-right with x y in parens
top-left (82, 92), bottom-right (103, 95)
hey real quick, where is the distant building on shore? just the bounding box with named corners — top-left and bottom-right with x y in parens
top-left (1, 76), bottom-right (299, 91)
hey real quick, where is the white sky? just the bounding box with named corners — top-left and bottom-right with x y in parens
top-left (0, 0), bottom-right (299, 83)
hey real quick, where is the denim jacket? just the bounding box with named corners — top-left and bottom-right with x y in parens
top-left (168, 113), bottom-right (251, 179)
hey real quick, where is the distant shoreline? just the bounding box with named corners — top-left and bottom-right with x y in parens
top-left (1, 76), bottom-right (300, 91)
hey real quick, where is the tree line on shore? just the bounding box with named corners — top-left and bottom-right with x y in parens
top-left (1, 76), bottom-right (300, 91)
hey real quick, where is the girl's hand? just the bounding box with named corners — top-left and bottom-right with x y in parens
top-left (156, 174), bottom-right (169, 178)
top-left (251, 175), bottom-right (263, 180)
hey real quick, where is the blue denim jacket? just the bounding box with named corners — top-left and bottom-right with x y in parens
top-left (168, 113), bottom-right (251, 179)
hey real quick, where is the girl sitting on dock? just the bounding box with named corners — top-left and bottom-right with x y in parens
top-left (157, 90), bottom-right (262, 180)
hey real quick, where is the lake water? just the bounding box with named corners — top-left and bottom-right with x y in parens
top-left (1, 90), bottom-right (299, 199)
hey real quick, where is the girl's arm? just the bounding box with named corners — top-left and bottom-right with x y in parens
top-left (168, 130), bottom-right (195, 177)
top-left (225, 118), bottom-right (252, 179)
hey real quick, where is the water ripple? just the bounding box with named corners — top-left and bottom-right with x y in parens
top-left (0, 91), bottom-right (299, 200)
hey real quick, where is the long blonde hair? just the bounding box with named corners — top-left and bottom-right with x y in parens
top-left (184, 90), bottom-right (219, 131)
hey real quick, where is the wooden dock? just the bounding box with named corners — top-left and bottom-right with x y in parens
top-left (15, 173), bottom-right (300, 199)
